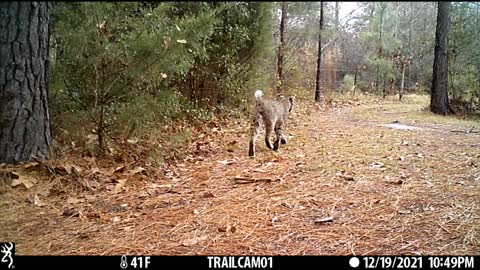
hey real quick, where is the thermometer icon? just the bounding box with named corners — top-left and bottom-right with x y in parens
top-left (120, 255), bottom-right (128, 269)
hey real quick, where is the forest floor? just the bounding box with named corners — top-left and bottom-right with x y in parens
top-left (1, 94), bottom-right (479, 255)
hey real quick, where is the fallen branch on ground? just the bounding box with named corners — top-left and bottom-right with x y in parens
top-left (451, 126), bottom-right (478, 134)
top-left (233, 176), bottom-right (280, 184)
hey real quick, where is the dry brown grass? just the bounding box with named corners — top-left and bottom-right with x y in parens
top-left (0, 94), bottom-right (479, 255)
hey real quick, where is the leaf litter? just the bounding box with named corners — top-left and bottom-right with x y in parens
top-left (0, 97), bottom-right (479, 255)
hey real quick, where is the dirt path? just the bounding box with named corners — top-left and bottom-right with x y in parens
top-left (1, 98), bottom-right (479, 255)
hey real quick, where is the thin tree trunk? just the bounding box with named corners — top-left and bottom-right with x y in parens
top-left (315, 2), bottom-right (324, 102)
top-left (0, 2), bottom-right (53, 164)
top-left (430, 2), bottom-right (451, 115)
top-left (389, 78), bottom-right (395, 96)
top-left (375, 4), bottom-right (384, 94)
top-left (277, 2), bottom-right (287, 95)
top-left (353, 68), bottom-right (358, 95)
top-left (399, 64), bottom-right (406, 100)
top-left (450, 54), bottom-right (456, 102)
top-left (333, 2), bottom-right (339, 90)
top-left (476, 3), bottom-right (480, 93)
top-left (406, 3), bottom-right (413, 91)
top-left (98, 103), bottom-right (104, 149)
top-left (383, 76), bottom-right (386, 98)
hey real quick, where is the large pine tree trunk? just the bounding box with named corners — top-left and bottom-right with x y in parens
top-left (314, 2), bottom-right (324, 102)
top-left (0, 2), bottom-right (52, 164)
top-left (430, 2), bottom-right (451, 115)
top-left (277, 2), bottom-right (287, 95)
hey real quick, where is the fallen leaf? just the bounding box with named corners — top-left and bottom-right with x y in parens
top-left (201, 191), bottom-right (215, 198)
top-left (86, 212), bottom-right (100, 219)
top-left (56, 164), bottom-right (83, 175)
top-left (138, 192), bottom-right (149, 198)
top-left (181, 238), bottom-right (198, 246)
top-left (148, 183), bottom-right (173, 189)
top-left (314, 217), bottom-right (334, 224)
top-left (22, 162), bottom-right (39, 169)
top-left (217, 159), bottom-right (236, 165)
top-left (71, 164), bottom-right (82, 174)
top-left (181, 235), bottom-right (208, 247)
top-left (62, 208), bottom-right (79, 217)
top-left (67, 197), bottom-right (84, 204)
top-left (176, 39), bottom-right (187, 44)
top-left (127, 138), bottom-right (139, 144)
top-left (128, 167), bottom-right (146, 175)
top-left (295, 161), bottom-right (305, 167)
top-left (386, 179), bottom-right (403, 185)
top-left (398, 210), bottom-right (411, 215)
top-left (11, 171), bottom-right (37, 189)
top-left (34, 195), bottom-right (47, 207)
top-left (113, 165), bottom-right (126, 174)
top-left (370, 161), bottom-right (385, 169)
top-left (218, 225), bottom-right (236, 233)
top-left (113, 216), bottom-right (121, 223)
top-left (114, 179), bottom-right (127, 193)
top-left (54, 165), bottom-right (69, 175)
top-left (280, 202), bottom-right (292, 208)
top-left (335, 171), bottom-right (355, 181)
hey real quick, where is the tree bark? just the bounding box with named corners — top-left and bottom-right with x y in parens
top-left (315, 2), bottom-right (324, 102)
top-left (333, 2), bottom-right (339, 90)
top-left (399, 64), bottom-right (406, 100)
top-left (430, 2), bottom-right (451, 115)
top-left (277, 2), bottom-right (287, 95)
top-left (353, 68), bottom-right (358, 95)
top-left (383, 76), bottom-right (386, 98)
top-left (389, 78), bottom-right (395, 96)
top-left (0, 2), bottom-right (53, 164)
top-left (375, 4), bottom-right (385, 94)
top-left (406, 3), bottom-right (413, 91)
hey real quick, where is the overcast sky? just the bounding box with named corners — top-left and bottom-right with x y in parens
top-left (339, 2), bottom-right (361, 23)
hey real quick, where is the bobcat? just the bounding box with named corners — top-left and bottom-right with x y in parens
top-left (248, 90), bottom-right (293, 156)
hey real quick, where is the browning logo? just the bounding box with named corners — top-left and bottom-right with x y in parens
top-left (0, 243), bottom-right (14, 269)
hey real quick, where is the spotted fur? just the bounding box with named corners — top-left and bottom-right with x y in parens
top-left (248, 90), bottom-right (293, 157)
